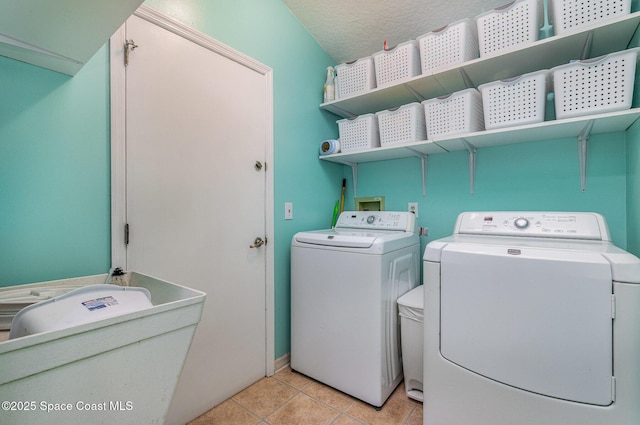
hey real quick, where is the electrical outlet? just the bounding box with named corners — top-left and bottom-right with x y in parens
top-left (285, 202), bottom-right (293, 220)
top-left (408, 202), bottom-right (418, 218)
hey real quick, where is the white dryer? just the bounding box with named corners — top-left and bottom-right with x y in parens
top-left (291, 211), bottom-right (420, 407)
top-left (423, 211), bottom-right (640, 425)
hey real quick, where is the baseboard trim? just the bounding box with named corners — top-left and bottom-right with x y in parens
top-left (274, 353), bottom-right (290, 374)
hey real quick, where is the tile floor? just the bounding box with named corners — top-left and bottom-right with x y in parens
top-left (188, 367), bottom-right (422, 425)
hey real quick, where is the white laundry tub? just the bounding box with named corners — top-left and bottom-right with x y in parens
top-left (0, 272), bottom-right (206, 425)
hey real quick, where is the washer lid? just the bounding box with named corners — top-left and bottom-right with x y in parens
top-left (293, 229), bottom-right (376, 248)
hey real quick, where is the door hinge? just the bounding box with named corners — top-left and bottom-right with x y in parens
top-left (124, 39), bottom-right (138, 66)
top-left (611, 294), bottom-right (616, 319)
top-left (125, 223), bottom-right (130, 245)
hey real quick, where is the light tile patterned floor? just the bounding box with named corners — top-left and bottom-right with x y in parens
top-left (188, 367), bottom-right (422, 425)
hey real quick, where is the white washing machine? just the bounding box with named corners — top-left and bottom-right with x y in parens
top-left (291, 211), bottom-right (420, 407)
top-left (423, 211), bottom-right (640, 425)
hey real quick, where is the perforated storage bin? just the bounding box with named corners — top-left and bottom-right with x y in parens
top-left (376, 103), bottom-right (427, 146)
top-left (552, 48), bottom-right (640, 119)
top-left (335, 57), bottom-right (376, 98)
top-left (337, 114), bottom-right (380, 152)
top-left (373, 41), bottom-right (421, 88)
top-left (475, 0), bottom-right (543, 57)
top-left (549, 0), bottom-right (631, 35)
top-left (422, 88), bottom-right (484, 139)
top-left (478, 70), bottom-right (551, 130)
top-left (417, 18), bottom-right (479, 74)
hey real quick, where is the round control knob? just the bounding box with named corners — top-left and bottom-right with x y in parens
top-left (367, 215), bottom-right (376, 224)
top-left (514, 217), bottom-right (530, 229)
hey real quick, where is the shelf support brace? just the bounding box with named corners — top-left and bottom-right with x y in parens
top-left (351, 163), bottom-right (358, 198)
top-left (407, 148), bottom-right (429, 197)
top-left (460, 68), bottom-right (474, 89)
top-left (331, 159), bottom-right (358, 197)
top-left (420, 154), bottom-right (428, 197)
top-left (405, 84), bottom-right (426, 102)
top-left (462, 138), bottom-right (476, 195)
top-left (578, 120), bottom-right (594, 192)
top-left (580, 31), bottom-right (594, 60)
top-left (325, 103), bottom-right (357, 119)
top-left (420, 155), bottom-right (428, 198)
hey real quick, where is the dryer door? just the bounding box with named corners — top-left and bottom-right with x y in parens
top-left (440, 243), bottom-right (613, 405)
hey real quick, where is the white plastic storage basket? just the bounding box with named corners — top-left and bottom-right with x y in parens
top-left (549, 0), bottom-right (631, 35)
top-left (373, 41), bottom-right (421, 88)
top-left (475, 0), bottom-right (543, 56)
top-left (422, 88), bottom-right (484, 139)
top-left (417, 18), bottom-right (479, 74)
top-left (552, 48), bottom-right (640, 119)
top-left (335, 57), bottom-right (376, 98)
top-left (337, 114), bottom-right (380, 152)
top-left (376, 103), bottom-right (427, 146)
top-left (478, 70), bottom-right (551, 130)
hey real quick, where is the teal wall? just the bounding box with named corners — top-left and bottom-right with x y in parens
top-left (629, 122), bottom-right (640, 255)
top-left (0, 0), bottom-right (639, 364)
top-left (0, 47), bottom-right (112, 286)
top-left (344, 133), bottom-right (628, 255)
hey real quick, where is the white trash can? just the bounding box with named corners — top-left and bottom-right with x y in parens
top-left (398, 284), bottom-right (424, 402)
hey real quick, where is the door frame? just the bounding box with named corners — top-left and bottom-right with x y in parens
top-left (109, 5), bottom-right (275, 375)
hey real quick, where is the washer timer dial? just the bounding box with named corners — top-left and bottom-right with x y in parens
top-left (514, 217), bottom-right (530, 229)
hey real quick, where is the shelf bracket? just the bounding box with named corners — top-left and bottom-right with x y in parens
top-left (325, 103), bottom-right (357, 119)
top-left (405, 84), bottom-right (426, 102)
top-left (331, 159), bottom-right (358, 197)
top-left (460, 68), bottom-right (474, 88)
top-left (419, 154), bottom-right (428, 197)
top-left (578, 120), bottom-right (594, 192)
top-left (406, 148), bottom-right (429, 197)
top-left (580, 31), bottom-right (594, 60)
top-left (351, 163), bottom-right (358, 198)
top-left (462, 138), bottom-right (476, 195)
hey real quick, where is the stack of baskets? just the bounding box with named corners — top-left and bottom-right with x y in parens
top-left (329, 0), bottom-right (637, 153)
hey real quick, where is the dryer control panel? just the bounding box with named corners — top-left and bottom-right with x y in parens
top-left (335, 211), bottom-right (416, 233)
top-left (455, 212), bottom-right (610, 241)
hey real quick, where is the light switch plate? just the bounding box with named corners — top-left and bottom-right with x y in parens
top-left (285, 202), bottom-right (293, 220)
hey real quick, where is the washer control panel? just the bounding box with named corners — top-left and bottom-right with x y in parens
top-left (455, 212), bottom-right (610, 241)
top-left (335, 211), bottom-right (416, 233)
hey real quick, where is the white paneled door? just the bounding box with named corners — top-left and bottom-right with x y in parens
top-left (110, 8), bottom-right (273, 425)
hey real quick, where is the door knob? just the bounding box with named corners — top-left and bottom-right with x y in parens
top-left (250, 237), bottom-right (265, 248)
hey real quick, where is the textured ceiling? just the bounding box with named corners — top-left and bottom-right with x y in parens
top-left (282, 0), bottom-right (511, 64)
